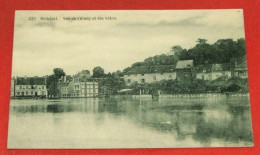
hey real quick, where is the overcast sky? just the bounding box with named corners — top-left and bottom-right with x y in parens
top-left (12, 10), bottom-right (245, 77)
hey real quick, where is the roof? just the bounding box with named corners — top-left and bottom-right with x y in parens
top-left (124, 65), bottom-right (175, 75)
top-left (16, 77), bottom-right (46, 85)
top-left (176, 60), bottom-right (193, 69)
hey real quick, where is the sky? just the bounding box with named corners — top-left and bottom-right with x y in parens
top-left (12, 10), bottom-right (245, 77)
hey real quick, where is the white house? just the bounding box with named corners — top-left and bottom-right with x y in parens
top-left (14, 76), bottom-right (47, 97)
top-left (196, 63), bottom-right (231, 81)
top-left (124, 72), bottom-right (176, 86)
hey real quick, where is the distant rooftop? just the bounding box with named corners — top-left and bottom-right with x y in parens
top-left (211, 63), bottom-right (231, 72)
top-left (16, 77), bottom-right (46, 85)
top-left (196, 63), bottom-right (231, 73)
top-left (124, 65), bottom-right (176, 75)
top-left (176, 60), bottom-right (193, 69)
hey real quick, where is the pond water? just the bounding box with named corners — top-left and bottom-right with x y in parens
top-left (8, 96), bottom-right (253, 148)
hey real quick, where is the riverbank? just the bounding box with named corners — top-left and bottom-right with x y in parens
top-left (11, 92), bottom-right (249, 100)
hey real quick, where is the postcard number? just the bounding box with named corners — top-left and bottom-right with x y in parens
top-left (28, 17), bottom-right (36, 20)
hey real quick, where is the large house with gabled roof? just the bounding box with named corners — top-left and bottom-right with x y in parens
top-left (196, 63), bottom-right (231, 81)
top-left (123, 65), bottom-right (176, 86)
top-left (233, 58), bottom-right (248, 79)
top-left (14, 76), bottom-right (47, 97)
top-left (175, 60), bottom-right (195, 82)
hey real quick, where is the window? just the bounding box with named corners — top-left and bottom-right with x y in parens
top-left (35, 86), bottom-right (37, 89)
top-left (19, 86), bottom-right (22, 89)
top-left (202, 75), bottom-right (205, 80)
top-left (17, 92), bottom-right (20, 95)
top-left (26, 86), bottom-right (28, 89)
top-left (141, 79), bottom-right (145, 83)
top-left (141, 74), bottom-right (144, 76)
top-left (42, 86), bottom-right (45, 89)
top-left (153, 76), bottom-right (156, 81)
top-left (169, 75), bottom-right (172, 79)
top-left (127, 79), bottom-right (131, 83)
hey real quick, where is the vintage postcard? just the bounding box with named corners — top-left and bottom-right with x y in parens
top-left (8, 10), bottom-right (253, 148)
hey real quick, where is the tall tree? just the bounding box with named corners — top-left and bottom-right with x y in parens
top-left (46, 68), bottom-right (66, 97)
top-left (93, 66), bottom-right (105, 78)
top-left (53, 68), bottom-right (66, 79)
top-left (171, 45), bottom-right (183, 58)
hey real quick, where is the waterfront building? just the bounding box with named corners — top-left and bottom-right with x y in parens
top-left (196, 63), bottom-right (231, 80)
top-left (73, 81), bottom-right (99, 97)
top-left (14, 76), bottom-right (47, 97)
top-left (124, 72), bottom-right (176, 86)
top-left (123, 65), bottom-right (176, 86)
top-left (58, 70), bottom-right (99, 97)
top-left (72, 70), bottom-right (98, 97)
top-left (233, 59), bottom-right (248, 79)
top-left (196, 64), bottom-right (212, 80)
top-left (175, 60), bottom-right (195, 82)
top-left (57, 75), bottom-right (73, 97)
top-left (211, 63), bottom-right (231, 80)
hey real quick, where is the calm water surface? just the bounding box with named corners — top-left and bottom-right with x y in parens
top-left (8, 96), bottom-right (253, 148)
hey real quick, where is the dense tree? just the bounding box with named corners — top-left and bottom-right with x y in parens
top-left (46, 68), bottom-right (66, 97)
top-left (96, 71), bottom-right (126, 95)
top-left (53, 68), bottom-right (66, 78)
top-left (171, 45), bottom-right (183, 56)
top-left (178, 38), bottom-right (246, 65)
top-left (92, 66), bottom-right (105, 78)
top-left (115, 70), bottom-right (123, 77)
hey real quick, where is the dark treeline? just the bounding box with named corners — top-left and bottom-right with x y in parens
top-left (123, 38), bottom-right (246, 74)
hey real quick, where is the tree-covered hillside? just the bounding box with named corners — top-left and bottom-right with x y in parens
top-left (123, 38), bottom-right (246, 74)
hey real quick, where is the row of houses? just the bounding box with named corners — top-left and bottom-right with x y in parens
top-left (10, 70), bottom-right (98, 98)
top-left (123, 59), bottom-right (248, 86)
top-left (57, 70), bottom-right (99, 97)
top-left (10, 58), bottom-right (248, 97)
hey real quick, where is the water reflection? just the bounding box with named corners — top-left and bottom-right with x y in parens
top-left (8, 96), bottom-right (253, 148)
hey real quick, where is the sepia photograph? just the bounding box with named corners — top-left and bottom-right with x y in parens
top-left (8, 10), bottom-right (253, 148)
